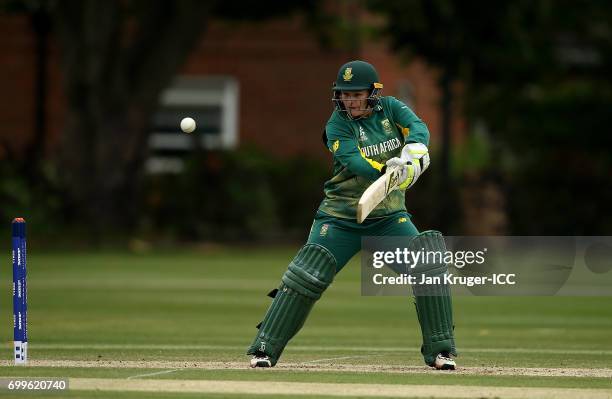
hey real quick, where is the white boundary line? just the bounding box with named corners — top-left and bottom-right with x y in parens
top-left (126, 369), bottom-right (182, 380)
top-left (303, 355), bottom-right (383, 364)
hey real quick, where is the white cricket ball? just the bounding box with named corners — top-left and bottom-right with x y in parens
top-left (180, 117), bottom-right (196, 133)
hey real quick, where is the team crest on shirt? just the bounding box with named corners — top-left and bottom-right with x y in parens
top-left (320, 224), bottom-right (329, 236)
top-left (332, 140), bottom-right (340, 152)
top-left (381, 119), bottom-right (393, 134)
top-left (343, 67), bottom-right (353, 82)
top-left (359, 126), bottom-right (368, 141)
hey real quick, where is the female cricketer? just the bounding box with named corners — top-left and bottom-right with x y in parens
top-left (247, 60), bottom-right (457, 370)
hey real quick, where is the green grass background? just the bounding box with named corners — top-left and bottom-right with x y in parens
top-left (0, 248), bottom-right (610, 397)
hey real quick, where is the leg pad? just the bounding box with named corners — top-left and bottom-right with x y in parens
top-left (247, 244), bottom-right (336, 365)
top-left (409, 231), bottom-right (457, 365)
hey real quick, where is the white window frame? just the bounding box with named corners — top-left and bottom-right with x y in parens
top-left (147, 76), bottom-right (239, 173)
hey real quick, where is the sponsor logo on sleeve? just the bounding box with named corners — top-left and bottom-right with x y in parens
top-left (320, 224), bottom-right (329, 236)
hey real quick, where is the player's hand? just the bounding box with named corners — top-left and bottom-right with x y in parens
top-left (385, 157), bottom-right (415, 190)
top-left (386, 144), bottom-right (429, 191)
top-left (385, 157), bottom-right (407, 169)
top-left (395, 143), bottom-right (431, 190)
top-left (401, 143), bottom-right (430, 174)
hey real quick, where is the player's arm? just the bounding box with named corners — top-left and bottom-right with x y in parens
top-left (387, 98), bottom-right (431, 189)
top-left (325, 127), bottom-right (384, 181)
top-left (389, 97), bottom-right (430, 146)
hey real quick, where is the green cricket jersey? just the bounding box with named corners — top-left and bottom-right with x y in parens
top-left (319, 96), bottom-right (430, 220)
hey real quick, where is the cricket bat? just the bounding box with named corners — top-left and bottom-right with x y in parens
top-left (356, 166), bottom-right (403, 223)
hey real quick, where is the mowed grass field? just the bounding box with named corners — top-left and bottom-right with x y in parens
top-left (0, 248), bottom-right (611, 398)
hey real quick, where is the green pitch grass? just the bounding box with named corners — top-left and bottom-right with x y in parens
top-left (0, 248), bottom-right (611, 398)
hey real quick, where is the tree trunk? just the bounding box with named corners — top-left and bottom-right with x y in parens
top-left (51, 0), bottom-right (211, 235)
top-left (438, 67), bottom-right (453, 232)
top-left (27, 6), bottom-right (51, 185)
top-left (60, 101), bottom-right (150, 233)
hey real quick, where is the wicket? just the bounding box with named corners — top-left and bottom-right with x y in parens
top-left (12, 217), bottom-right (28, 365)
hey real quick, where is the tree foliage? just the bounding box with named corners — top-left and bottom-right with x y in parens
top-left (7, 0), bottom-right (321, 236)
top-left (49, 1), bottom-right (214, 233)
top-left (370, 0), bottom-right (612, 233)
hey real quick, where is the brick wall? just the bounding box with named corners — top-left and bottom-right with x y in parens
top-left (0, 15), bottom-right (64, 159)
top-left (0, 16), bottom-right (36, 156)
top-left (0, 14), bottom-right (462, 161)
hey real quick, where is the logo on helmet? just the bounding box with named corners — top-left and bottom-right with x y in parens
top-left (342, 67), bottom-right (353, 82)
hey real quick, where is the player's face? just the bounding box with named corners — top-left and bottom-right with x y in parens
top-left (340, 90), bottom-right (371, 118)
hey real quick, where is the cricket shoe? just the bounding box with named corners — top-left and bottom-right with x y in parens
top-left (250, 352), bottom-right (272, 368)
top-left (432, 352), bottom-right (456, 370)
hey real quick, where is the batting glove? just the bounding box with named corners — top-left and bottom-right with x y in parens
top-left (386, 143), bottom-right (430, 190)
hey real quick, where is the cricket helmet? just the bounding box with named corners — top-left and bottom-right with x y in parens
top-left (332, 60), bottom-right (383, 118)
